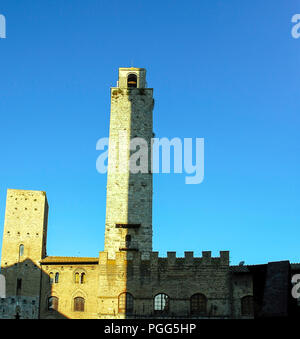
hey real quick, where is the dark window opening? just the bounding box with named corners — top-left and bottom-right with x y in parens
top-left (127, 74), bottom-right (137, 88)
top-left (55, 272), bottom-right (59, 284)
top-left (241, 296), bottom-right (254, 316)
top-left (190, 293), bottom-right (207, 315)
top-left (116, 224), bottom-right (141, 229)
top-left (16, 279), bottom-right (22, 296)
top-left (74, 297), bottom-right (85, 312)
top-left (125, 235), bottom-right (132, 248)
top-left (118, 292), bottom-right (134, 314)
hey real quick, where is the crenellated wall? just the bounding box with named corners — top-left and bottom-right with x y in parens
top-left (98, 250), bottom-right (232, 318)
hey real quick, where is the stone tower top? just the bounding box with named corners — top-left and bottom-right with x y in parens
top-left (117, 67), bottom-right (147, 89)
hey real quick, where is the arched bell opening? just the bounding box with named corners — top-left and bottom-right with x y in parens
top-left (127, 74), bottom-right (137, 88)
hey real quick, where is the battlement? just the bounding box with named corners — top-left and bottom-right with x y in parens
top-left (99, 250), bottom-right (230, 267)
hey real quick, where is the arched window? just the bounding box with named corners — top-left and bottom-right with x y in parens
top-left (127, 74), bottom-right (137, 88)
top-left (74, 297), bottom-right (85, 312)
top-left (190, 293), bottom-right (207, 315)
top-left (48, 296), bottom-right (58, 311)
top-left (75, 272), bottom-right (80, 284)
top-left (154, 293), bottom-right (169, 314)
top-left (118, 292), bottom-right (134, 314)
top-left (19, 244), bottom-right (24, 258)
top-left (49, 272), bottom-right (54, 284)
top-left (74, 272), bottom-right (86, 284)
top-left (241, 296), bottom-right (254, 316)
top-left (55, 273), bottom-right (59, 284)
top-left (80, 273), bottom-right (85, 284)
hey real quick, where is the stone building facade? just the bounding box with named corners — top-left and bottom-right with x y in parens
top-left (0, 68), bottom-right (299, 319)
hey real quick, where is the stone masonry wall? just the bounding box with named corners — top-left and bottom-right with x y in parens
top-left (104, 70), bottom-right (154, 259)
top-left (0, 190), bottom-right (48, 318)
top-left (39, 262), bottom-right (100, 319)
top-left (98, 250), bottom-right (232, 319)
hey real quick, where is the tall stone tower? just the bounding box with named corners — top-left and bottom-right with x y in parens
top-left (0, 189), bottom-right (48, 314)
top-left (104, 67), bottom-right (154, 259)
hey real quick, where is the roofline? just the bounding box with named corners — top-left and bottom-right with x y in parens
top-left (40, 256), bottom-right (99, 265)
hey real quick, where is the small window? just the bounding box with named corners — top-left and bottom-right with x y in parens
top-left (16, 279), bottom-right (22, 296)
top-left (118, 292), bottom-right (134, 314)
top-left (49, 272), bottom-right (54, 284)
top-left (154, 293), bottom-right (169, 314)
top-left (15, 306), bottom-right (21, 320)
top-left (125, 235), bottom-right (132, 247)
top-left (48, 296), bottom-right (58, 311)
top-left (127, 74), bottom-right (137, 88)
top-left (55, 273), bottom-right (59, 284)
top-left (190, 293), bottom-right (207, 315)
top-left (74, 297), bottom-right (85, 312)
top-left (241, 296), bottom-right (254, 316)
top-left (19, 244), bottom-right (24, 258)
top-left (80, 273), bottom-right (85, 284)
top-left (75, 272), bottom-right (86, 284)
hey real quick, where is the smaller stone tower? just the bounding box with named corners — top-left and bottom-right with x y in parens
top-left (0, 189), bottom-right (48, 317)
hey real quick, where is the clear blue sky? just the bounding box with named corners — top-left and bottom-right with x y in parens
top-left (0, 0), bottom-right (299, 265)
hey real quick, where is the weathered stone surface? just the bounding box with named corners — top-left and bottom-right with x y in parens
top-left (260, 261), bottom-right (290, 317)
top-left (104, 68), bottom-right (154, 259)
top-left (0, 189), bottom-right (48, 319)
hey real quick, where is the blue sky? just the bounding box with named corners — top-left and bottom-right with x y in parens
top-left (0, 0), bottom-right (299, 265)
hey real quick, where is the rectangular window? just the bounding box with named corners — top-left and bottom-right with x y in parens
top-left (16, 279), bottom-right (22, 296)
top-left (115, 224), bottom-right (141, 229)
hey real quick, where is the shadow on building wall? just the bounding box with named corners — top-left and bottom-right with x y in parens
top-left (0, 258), bottom-right (67, 319)
top-left (118, 87), bottom-right (229, 319)
top-left (248, 262), bottom-right (300, 319)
